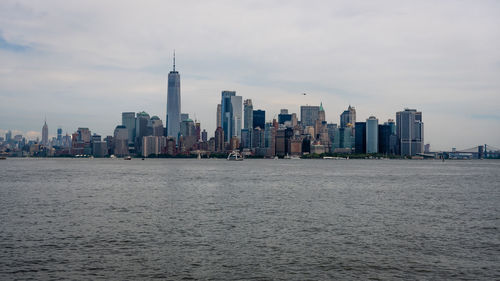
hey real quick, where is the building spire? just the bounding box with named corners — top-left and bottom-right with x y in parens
top-left (173, 50), bottom-right (176, 72)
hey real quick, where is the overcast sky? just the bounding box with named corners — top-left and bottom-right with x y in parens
top-left (1, 0), bottom-right (499, 150)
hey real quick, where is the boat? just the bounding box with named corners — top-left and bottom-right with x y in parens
top-left (0, 157), bottom-right (6, 160)
top-left (124, 156), bottom-right (132, 160)
top-left (290, 155), bottom-right (301, 160)
top-left (227, 150), bottom-right (244, 161)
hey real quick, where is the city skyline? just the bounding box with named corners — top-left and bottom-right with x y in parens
top-left (1, 1), bottom-right (500, 150)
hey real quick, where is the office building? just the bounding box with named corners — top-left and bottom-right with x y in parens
top-left (244, 99), bottom-right (253, 130)
top-left (354, 122), bottom-right (366, 154)
top-left (396, 109), bottom-right (424, 156)
top-left (300, 105), bottom-right (320, 127)
top-left (135, 111), bottom-right (150, 152)
top-left (122, 112), bottom-right (136, 145)
top-left (113, 125), bottom-right (128, 156)
top-left (231, 95), bottom-right (242, 140)
top-left (221, 91), bottom-right (236, 142)
top-left (340, 105), bottom-right (356, 128)
top-left (216, 104), bottom-right (222, 128)
top-left (253, 109), bottom-right (265, 129)
top-left (42, 119), bottom-right (48, 146)
top-left (166, 53), bottom-right (181, 140)
top-left (366, 116), bottom-right (378, 154)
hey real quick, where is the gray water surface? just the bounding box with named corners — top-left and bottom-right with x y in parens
top-left (0, 159), bottom-right (499, 280)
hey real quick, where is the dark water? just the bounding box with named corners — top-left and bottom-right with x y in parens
top-left (0, 158), bottom-right (499, 280)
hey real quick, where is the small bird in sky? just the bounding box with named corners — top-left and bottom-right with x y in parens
top-left (302, 93), bottom-right (307, 95)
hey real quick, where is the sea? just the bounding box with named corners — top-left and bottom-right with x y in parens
top-left (0, 158), bottom-right (499, 280)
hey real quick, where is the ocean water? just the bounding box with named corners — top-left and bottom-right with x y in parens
top-left (0, 158), bottom-right (499, 280)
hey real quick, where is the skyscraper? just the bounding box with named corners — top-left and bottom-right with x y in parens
top-left (396, 108), bottom-right (424, 156)
top-left (216, 104), bottom-right (222, 128)
top-left (366, 116), bottom-right (379, 154)
top-left (42, 119), bottom-right (48, 146)
top-left (253, 110), bottom-right (265, 130)
top-left (166, 52), bottom-right (181, 141)
top-left (122, 112), bottom-right (136, 145)
top-left (57, 127), bottom-right (62, 145)
top-left (340, 105), bottom-right (356, 128)
top-left (221, 91), bottom-right (236, 142)
top-left (354, 122), bottom-right (366, 154)
top-left (244, 99), bottom-right (253, 130)
top-left (220, 91), bottom-right (242, 142)
top-left (300, 105), bottom-right (320, 127)
top-left (135, 111), bottom-right (151, 152)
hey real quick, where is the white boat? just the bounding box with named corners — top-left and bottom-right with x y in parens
top-left (124, 156), bottom-right (132, 160)
top-left (227, 150), bottom-right (244, 161)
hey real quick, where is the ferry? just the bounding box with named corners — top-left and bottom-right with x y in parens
top-left (227, 150), bottom-right (244, 161)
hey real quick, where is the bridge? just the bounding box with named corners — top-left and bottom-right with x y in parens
top-left (437, 144), bottom-right (500, 159)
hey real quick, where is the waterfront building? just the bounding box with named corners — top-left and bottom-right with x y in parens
top-left (231, 95), bottom-right (242, 140)
top-left (122, 112), bottom-right (136, 145)
top-left (340, 105), bottom-right (356, 128)
top-left (300, 105), bottom-right (320, 127)
top-left (396, 108), bottom-right (424, 156)
top-left (221, 91), bottom-right (242, 142)
top-left (92, 141), bottom-right (108, 157)
top-left (378, 123), bottom-right (392, 155)
top-left (253, 110), bottom-right (265, 130)
top-left (42, 119), bottom-right (48, 146)
top-left (166, 53), bottom-right (181, 141)
top-left (366, 116), bottom-right (379, 154)
top-left (135, 111), bottom-right (150, 152)
top-left (244, 99), bottom-right (253, 130)
top-left (216, 104), bottom-right (222, 128)
top-left (354, 122), bottom-right (366, 154)
top-left (214, 127), bottom-right (225, 152)
top-left (113, 125), bottom-right (128, 156)
top-left (201, 129), bottom-right (208, 142)
top-left (149, 116), bottom-right (164, 136)
top-left (241, 128), bottom-right (251, 148)
top-left (332, 127), bottom-right (353, 153)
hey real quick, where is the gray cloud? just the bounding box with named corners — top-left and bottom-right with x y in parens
top-left (1, 0), bottom-right (499, 150)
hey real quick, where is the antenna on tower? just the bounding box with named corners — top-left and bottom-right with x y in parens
top-left (173, 50), bottom-right (176, 71)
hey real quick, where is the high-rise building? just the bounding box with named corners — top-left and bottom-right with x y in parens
top-left (5, 130), bottom-right (12, 142)
top-left (214, 127), bottom-right (224, 152)
top-left (113, 125), bottom-right (129, 156)
top-left (253, 110), bottom-right (265, 129)
top-left (122, 112), bottom-right (136, 145)
top-left (340, 105), bottom-right (356, 128)
top-left (278, 109), bottom-right (292, 125)
top-left (149, 116), bottom-right (164, 136)
top-left (135, 111), bottom-right (151, 152)
top-left (57, 127), bottom-right (62, 145)
top-left (396, 109), bottom-right (424, 156)
top-left (378, 123), bottom-right (392, 155)
top-left (230, 95), bottom-right (242, 140)
top-left (166, 53), bottom-right (181, 141)
top-left (42, 119), bottom-right (48, 146)
top-left (354, 122), bottom-right (366, 154)
top-left (216, 104), bottom-right (222, 128)
top-left (244, 99), bottom-right (253, 130)
top-left (366, 116), bottom-right (379, 154)
top-left (221, 91), bottom-right (236, 142)
top-left (201, 129), bottom-right (208, 142)
top-left (180, 113), bottom-right (189, 122)
top-left (300, 105), bottom-right (320, 127)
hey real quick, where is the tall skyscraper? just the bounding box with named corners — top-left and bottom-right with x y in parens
top-left (253, 109), bottom-right (265, 130)
top-left (57, 127), bottom-right (62, 145)
top-left (300, 105), bottom-right (320, 127)
top-left (122, 112), bottom-right (136, 145)
top-left (366, 116), bottom-right (379, 154)
top-left (166, 52), bottom-right (181, 141)
top-left (113, 125), bottom-right (129, 156)
top-left (220, 91), bottom-right (242, 142)
top-left (244, 99), bottom-right (253, 130)
top-left (221, 91), bottom-right (236, 142)
top-left (135, 111), bottom-right (151, 152)
top-left (216, 104), bottom-right (222, 128)
top-left (396, 108), bottom-right (424, 156)
top-left (340, 105), bottom-right (356, 128)
top-left (42, 119), bottom-right (48, 146)
top-left (354, 122), bottom-right (366, 154)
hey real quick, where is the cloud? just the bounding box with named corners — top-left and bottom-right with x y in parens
top-left (0, 0), bottom-right (499, 150)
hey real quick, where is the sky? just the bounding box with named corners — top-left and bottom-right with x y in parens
top-left (0, 0), bottom-right (499, 150)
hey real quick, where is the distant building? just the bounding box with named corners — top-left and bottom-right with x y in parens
top-left (253, 110), bottom-right (265, 130)
top-left (333, 127), bottom-right (353, 152)
top-left (149, 116), bottom-right (164, 136)
top-left (113, 125), bottom-right (128, 156)
top-left (278, 109), bottom-right (292, 125)
top-left (300, 105), bottom-right (320, 127)
top-left (221, 91), bottom-right (242, 142)
top-left (340, 105), bottom-right (356, 128)
top-left (92, 141), bottom-right (108, 157)
top-left (135, 111), bottom-right (150, 152)
top-left (166, 53), bottom-right (181, 141)
top-left (122, 112), bottom-right (136, 145)
top-left (244, 99), bottom-right (253, 130)
top-left (396, 109), bottom-right (424, 156)
top-left (214, 127), bottom-right (225, 152)
top-left (366, 116), bottom-right (378, 154)
top-left (180, 113), bottom-right (189, 122)
top-left (42, 120), bottom-right (48, 146)
top-left (216, 104), bottom-right (222, 128)
top-left (354, 122), bottom-right (366, 154)
top-left (201, 129), bottom-right (208, 142)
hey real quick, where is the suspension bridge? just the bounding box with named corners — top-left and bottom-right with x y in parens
top-left (437, 144), bottom-right (500, 159)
